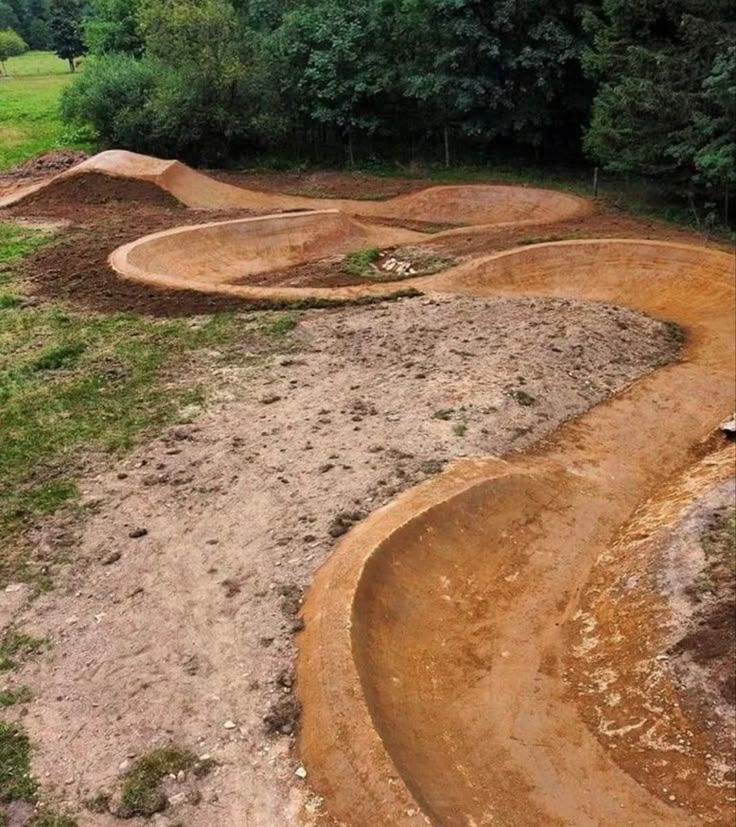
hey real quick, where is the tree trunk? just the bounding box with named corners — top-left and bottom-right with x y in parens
top-left (347, 129), bottom-right (355, 167)
top-left (443, 123), bottom-right (450, 168)
top-left (724, 184), bottom-right (730, 227)
top-left (68, 57), bottom-right (75, 73)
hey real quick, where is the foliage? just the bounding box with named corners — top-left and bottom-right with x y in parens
top-left (61, 53), bottom-right (157, 150)
top-left (584, 0), bottom-right (736, 215)
top-left (48, 0), bottom-right (85, 70)
top-left (85, 0), bottom-right (143, 55)
top-left (0, 27), bottom-right (27, 72)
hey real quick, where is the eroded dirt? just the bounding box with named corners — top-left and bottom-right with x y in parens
top-left (0, 295), bottom-right (682, 826)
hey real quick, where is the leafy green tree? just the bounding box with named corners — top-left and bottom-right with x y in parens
top-left (85, 0), bottom-right (143, 55)
top-left (0, 3), bottom-right (21, 32)
top-left (0, 27), bottom-right (27, 73)
top-left (584, 0), bottom-right (736, 185)
top-left (27, 14), bottom-right (48, 46)
top-left (49, 0), bottom-right (86, 71)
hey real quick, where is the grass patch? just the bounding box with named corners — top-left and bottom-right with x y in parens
top-left (0, 222), bottom-right (304, 587)
top-left (452, 421), bottom-right (467, 437)
top-left (0, 722), bottom-right (37, 803)
top-left (118, 747), bottom-right (197, 817)
top-left (342, 247), bottom-right (380, 276)
top-left (263, 312), bottom-right (298, 337)
top-left (29, 817), bottom-right (77, 827)
top-left (0, 52), bottom-right (92, 170)
top-left (0, 632), bottom-right (45, 672)
top-left (0, 686), bottom-right (32, 707)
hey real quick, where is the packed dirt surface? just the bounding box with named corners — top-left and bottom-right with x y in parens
top-left (0, 295), bottom-right (681, 827)
top-left (567, 454), bottom-right (735, 822)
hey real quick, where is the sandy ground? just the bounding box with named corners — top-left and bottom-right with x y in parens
top-left (0, 294), bottom-right (681, 826)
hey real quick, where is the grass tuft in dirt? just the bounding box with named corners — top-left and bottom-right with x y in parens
top-left (0, 632), bottom-right (45, 672)
top-left (118, 747), bottom-right (197, 818)
top-left (0, 722), bottom-right (37, 803)
top-left (0, 686), bottom-right (32, 707)
top-left (342, 247), bottom-right (380, 276)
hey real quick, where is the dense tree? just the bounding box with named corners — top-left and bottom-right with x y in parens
top-left (584, 0), bottom-right (736, 215)
top-left (0, 3), bottom-right (21, 32)
top-left (49, 0), bottom-right (86, 71)
top-left (85, 0), bottom-right (143, 55)
top-left (60, 0), bottom-right (735, 224)
top-left (0, 26), bottom-right (27, 73)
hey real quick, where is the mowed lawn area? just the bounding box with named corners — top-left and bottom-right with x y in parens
top-left (0, 51), bottom-right (93, 170)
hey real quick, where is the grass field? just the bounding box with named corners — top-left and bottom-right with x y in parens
top-left (0, 51), bottom-right (93, 170)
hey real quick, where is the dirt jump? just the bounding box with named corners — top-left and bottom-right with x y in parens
top-left (2, 151), bottom-right (734, 826)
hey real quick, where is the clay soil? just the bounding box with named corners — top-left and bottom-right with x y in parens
top-left (3, 175), bottom-right (726, 310)
top-left (1, 293), bottom-right (683, 827)
top-left (0, 164), bottom-right (732, 827)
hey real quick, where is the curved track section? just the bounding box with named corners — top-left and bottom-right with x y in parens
top-left (109, 210), bottom-right (426, 301)
top-left (1, 149), bottom-right (590, 226)
top-left (297, 240), bottom-right (736, 827)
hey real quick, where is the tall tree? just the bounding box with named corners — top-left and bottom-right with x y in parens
top-left (49, 0), bottom-right (86, 71)
top-left (85, 0), bottom-right (143, 55)
top-left (584, 0), bottom-right (736, 190)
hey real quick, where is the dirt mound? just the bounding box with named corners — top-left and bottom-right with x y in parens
top-left (16, 171), bottom-right (182, 212)
top-left (1, 150), bottom-right (90, 182)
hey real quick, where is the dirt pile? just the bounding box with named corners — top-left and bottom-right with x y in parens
top-left (15, 172), bottom-right (183, 212)
top-left (0, 150), bottom-right (90, 182)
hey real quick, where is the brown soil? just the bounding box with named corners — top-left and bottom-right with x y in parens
top-left (1, 294), bottom-right (681, 827)
top-left (238, 245), bottom-right (458, 289)
top-left (209, 168), bottom-right (430, 201)
top-left (668, 491), bottom-right (736, 713)
top-left (15, 172), bottom-right (184, 212)
top-left (17, 205), bottom-right (270, 317)
top-left (0, 150), bottom-right (89, 183)
top-left (2, 181), bottom-right (723, 316)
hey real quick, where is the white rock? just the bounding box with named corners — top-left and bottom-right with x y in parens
top-left (294, 765), bottom-right (307, 779)
top-left (224, 720), bottom-right (237, 729)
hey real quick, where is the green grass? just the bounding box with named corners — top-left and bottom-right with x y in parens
top-left (0, 221), bottom-right (303, 587)
top-left (0, 686), bottom-right (32, 707)
top-left (342, 247), bottom-right (380, 276)
top-left (0, 632), bottom-right (45, 672)
top-left (118, 747), bottom-right (197, 817)
top-left (0, 722), bottom-right (37, 803)
top-left (0, 721), bottom-right (77, 825)
top-left (0, 52), bottom-right (92, 170)
top-left (4, 51), bottom-right (70, 77)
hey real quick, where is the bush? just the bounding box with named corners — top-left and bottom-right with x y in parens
top-left (61, 54), bottom-right (158, 152)
top-left (0, 28), bottom-right (27, 73)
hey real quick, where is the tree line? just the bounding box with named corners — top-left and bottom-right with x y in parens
top-left (11, 0), bottom-right (736, 220)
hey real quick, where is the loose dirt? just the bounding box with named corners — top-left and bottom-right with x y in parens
top-left (0, 295), bottom-right (680, 827)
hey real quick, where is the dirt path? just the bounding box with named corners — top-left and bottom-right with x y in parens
top-left (1, 295), bottom-right (683, 827)
top-left (299, 240), bottom-right (735, 827)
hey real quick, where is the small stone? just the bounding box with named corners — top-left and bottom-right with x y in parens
top-left (224, 720), bottom-right (237, 729)
top-left (128, 527), bottom-right (148, 539)
top-left (102, 550), bottom-right (122, 565)
top-left (294, 766), bottom-right (307, 779)
top-left (720, 414), bottom-right (736, 438)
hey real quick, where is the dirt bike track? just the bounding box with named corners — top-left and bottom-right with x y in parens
top-left (2, 151), bottom-right (734, 826)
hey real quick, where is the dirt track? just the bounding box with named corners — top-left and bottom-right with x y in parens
top-left (1, 153), bottom-right (734, 827)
